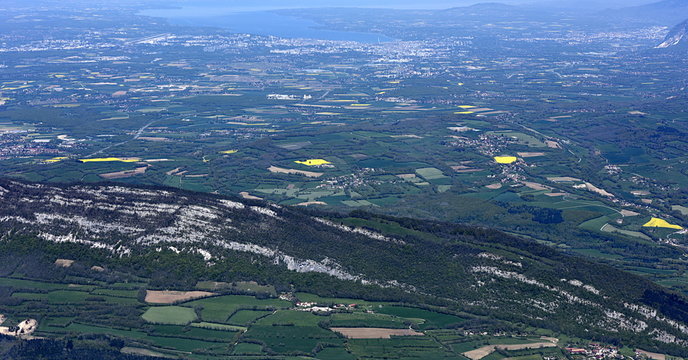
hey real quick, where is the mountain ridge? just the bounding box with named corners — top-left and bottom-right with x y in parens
top-left (1, 178), bottom-right (688, 355)
top-left (657, 18), bottom-right (688, 48)
top-left (616, 0), bottom-right (688, 24)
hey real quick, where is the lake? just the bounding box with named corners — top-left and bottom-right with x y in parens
top-left (139, 6), bottom-right (395, 43)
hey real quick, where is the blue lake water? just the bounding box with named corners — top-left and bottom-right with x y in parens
top-left (139, 7), bottom-right (394, 43)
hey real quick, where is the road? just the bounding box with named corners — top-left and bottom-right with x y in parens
top-left (85, 120), bottom-right (157, 158)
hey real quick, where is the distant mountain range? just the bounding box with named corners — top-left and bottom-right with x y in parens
top-left (617, 0), bottom-right (688, 24)
top-left (657, 18), bottom-right (688, 48)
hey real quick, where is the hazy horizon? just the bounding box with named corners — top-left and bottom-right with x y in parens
top-left (166, 0), bottom-right (657, 10)
top-left (13, 0), bottom-right (659, 11)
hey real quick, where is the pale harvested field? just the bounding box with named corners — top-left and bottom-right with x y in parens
top-left (100, 166), bottom-right (147, 180)
top-left (391, 134), bottom-right (423, 139)
top-left (546, 115), bottom-right (572, 122)
top-left (463, 342), bottom-right (556, 360)
top-left (296, 201), bottom-right (327, 206)
top-left (540, 336), bottom-right (559, 343)
top-left (331, 327), bottom-right (423, 339)
top-left (486, 183), bottom-right (503, 190)
top-left (585, 182), bottom-right (614, 197)
top-left (145, 290), bottom-right (215, 304)
top-left (546, 140), bottom-right (562, 149)
top-left (138, 137), bottom-right (169, 142)
top-left (240, 192), bottom-right (263, 200)
top-left (55, 259), bottom-right (74, 268)
top-left (621, 210), bottom-right (640, 217)
top-left (517, 152), bottom-right (545, 158)
top-left (451, 165), bottom-right (483, 173)
top-left (166, 167), bottom-right (182, 176)
top-left (522, 182), bottom-right (551, 191)
top-left (547, 176), bottom-right (581, 183)
top-left (636, 349), bottom-right (666, 360)
top-left (268, 166), bottom-right (323, 178)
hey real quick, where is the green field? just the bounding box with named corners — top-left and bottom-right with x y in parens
top-left (227, 310), bottom-right (273, 325)
top-left (232, 342), bottom-right (264, 355)
top-left (142, 306), bottom-right (198, 325)
top-left (316, 347), bottom-right (357, 360)
top-left (191, 322), bottom-right (247, 331)
top-left (184, 295), bottom-right (290, 323)
top-left (376, 306), bottom-right (466, 329)
top-left (329, 312), bottom-right (411, 328)
top-left (416, 167), bottom-right (448, 180)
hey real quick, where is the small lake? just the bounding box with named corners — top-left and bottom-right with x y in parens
top-left (139, 6), bottom-right (394, 43)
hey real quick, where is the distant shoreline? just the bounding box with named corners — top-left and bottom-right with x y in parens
top-left (138, 7), bottom-right (396, 43)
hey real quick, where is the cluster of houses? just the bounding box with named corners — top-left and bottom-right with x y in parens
top-left (565, 344), bottom-right (622, 359)
top-left (0, 316), bottom-right (38, 339)
top-left (295, 301), bottom-right (358, 314)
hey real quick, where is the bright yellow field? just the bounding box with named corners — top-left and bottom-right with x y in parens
top-left (643, 218), bottom-right (683, 230)
top-left (79, 157), bottom-right (141, 163)
top-left (219, 150), bottom-right (238, 154)
top-left (494, 156), bottom-right (518, 164)
top-left (44, 157), bottom-right (68, 163)
top-left (295, 159), bottom-right (331, 166)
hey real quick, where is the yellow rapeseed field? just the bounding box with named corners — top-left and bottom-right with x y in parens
top-left (295, 159), bottom-right (331, 166)
top-left (643, 218), bottom-right (683, 230)
top-left (494, 156), bottom-right (518, 164)
top-left (44, 157), bottom-right (68, 163)
top-left (79, 158), bottom-right (140, 163)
